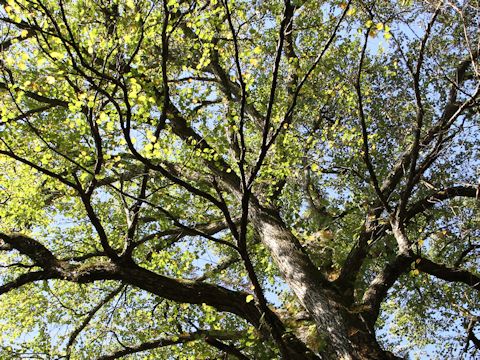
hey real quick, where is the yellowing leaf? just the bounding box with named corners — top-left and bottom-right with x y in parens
top-left (5, 56), bottom-right (14, 66)
top-left (99, 112), bottom-right (108, 123)
top-left (50, 51), bottom-right (63, 60)
top-left (46, 76), bottom-right (55, 84)
top-left (347, 7), bottom-right (356, 16)
top-left (376, 23), bottom-right (384, 30)
top-left (37, 58), bottom-right (46, 66)
top-left (245, 295), bottom-right (254, 303)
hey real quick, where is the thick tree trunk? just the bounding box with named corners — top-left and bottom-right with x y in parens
top-left (251, 207), bottom-right (400, 359)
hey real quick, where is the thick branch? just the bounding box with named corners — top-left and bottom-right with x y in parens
top-left (416, 257), bottom-right (480, 290)
top-left (0, 233), bottom-right (59, 268)
top-left (405, 185), bottom-right (477, 221)
top-left (0, 271), bottom-right (52, 295)
top-left (361, 255), bottom-right (411, 325)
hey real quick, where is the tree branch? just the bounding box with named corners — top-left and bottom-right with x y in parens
top-left (97, 330), bottom-right (245, 360)
top-left (405, 185), bottom-right (477, 221)
top-left (66, 285), bottom-right (125, 358)
top-left (0, 271), bottom-right (52, 295)
top-left (416, 257), bottom-right (480, 291)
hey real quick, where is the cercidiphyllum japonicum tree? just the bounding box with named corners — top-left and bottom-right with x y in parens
top-left (0, 0), bottom-right (479, 358)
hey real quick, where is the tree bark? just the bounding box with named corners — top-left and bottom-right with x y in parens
top-left (251, 207), bottom-right (400, 359)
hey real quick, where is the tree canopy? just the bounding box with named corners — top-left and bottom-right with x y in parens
top-left (0, 0), bottom-right (479, 358)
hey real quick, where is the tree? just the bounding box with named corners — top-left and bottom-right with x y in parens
top-left (0, 0), bottom-right (479, 358)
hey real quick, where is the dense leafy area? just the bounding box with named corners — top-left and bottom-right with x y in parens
top-left (0, 0), bottom-right (479, 359)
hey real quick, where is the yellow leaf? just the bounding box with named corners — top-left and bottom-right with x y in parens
top-left (376, 23), bottom-right (384, 30)
top-left (5, 56), bottom-right (14, 66)
top-left (46, 76), bottom-right (55, 84)
top-left (347, 7), bottom-right (356, 16)
top-left (20, 29), bottom-right (29, 38)
top-left (99, 112), bottom-right (108, 123)
top-left (50, 51), bottom-right (63, 59)
top-left (245, 295), bottom-right (254, 303)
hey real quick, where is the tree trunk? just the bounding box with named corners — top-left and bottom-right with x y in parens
top-left (252, 206), bottom-right (401, 359)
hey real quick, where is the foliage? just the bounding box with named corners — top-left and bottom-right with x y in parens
top-left (0, 0), bottom-right (479, 359)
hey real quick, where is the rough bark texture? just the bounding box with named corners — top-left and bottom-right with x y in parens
top-left (251, 207), bottom-right (398, 359)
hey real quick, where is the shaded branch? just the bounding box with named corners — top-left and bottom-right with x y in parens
top-left (0, 233), bottom-right (59, 268)
top-left (0, 271), bottom-right (52, 295)
top-left (205, 336), bottom-right (250, 360)
top-left (416, 257), bottom-right (480, 291)
top-left (354, 25), bottom-right (390, 211)
top-left (66, 285), bottom-right (125, 358)
top-left (405, 185), bottom-right (477, 221)
top-left (97, 330), bottom-right (245, 360)
top-left (361, 255), bottom-right (411, 326)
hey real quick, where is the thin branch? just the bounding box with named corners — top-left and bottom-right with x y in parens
top-left (205, 336), bottom-right (250, 360)
top-left (96, 330), bottom-right (245, 360)
top-left (397, 8), bottom-right (440, 219)
top-left (66, 285), bottom-right (125, 358)
top-left (354, 25), bottom-right (390, 211)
